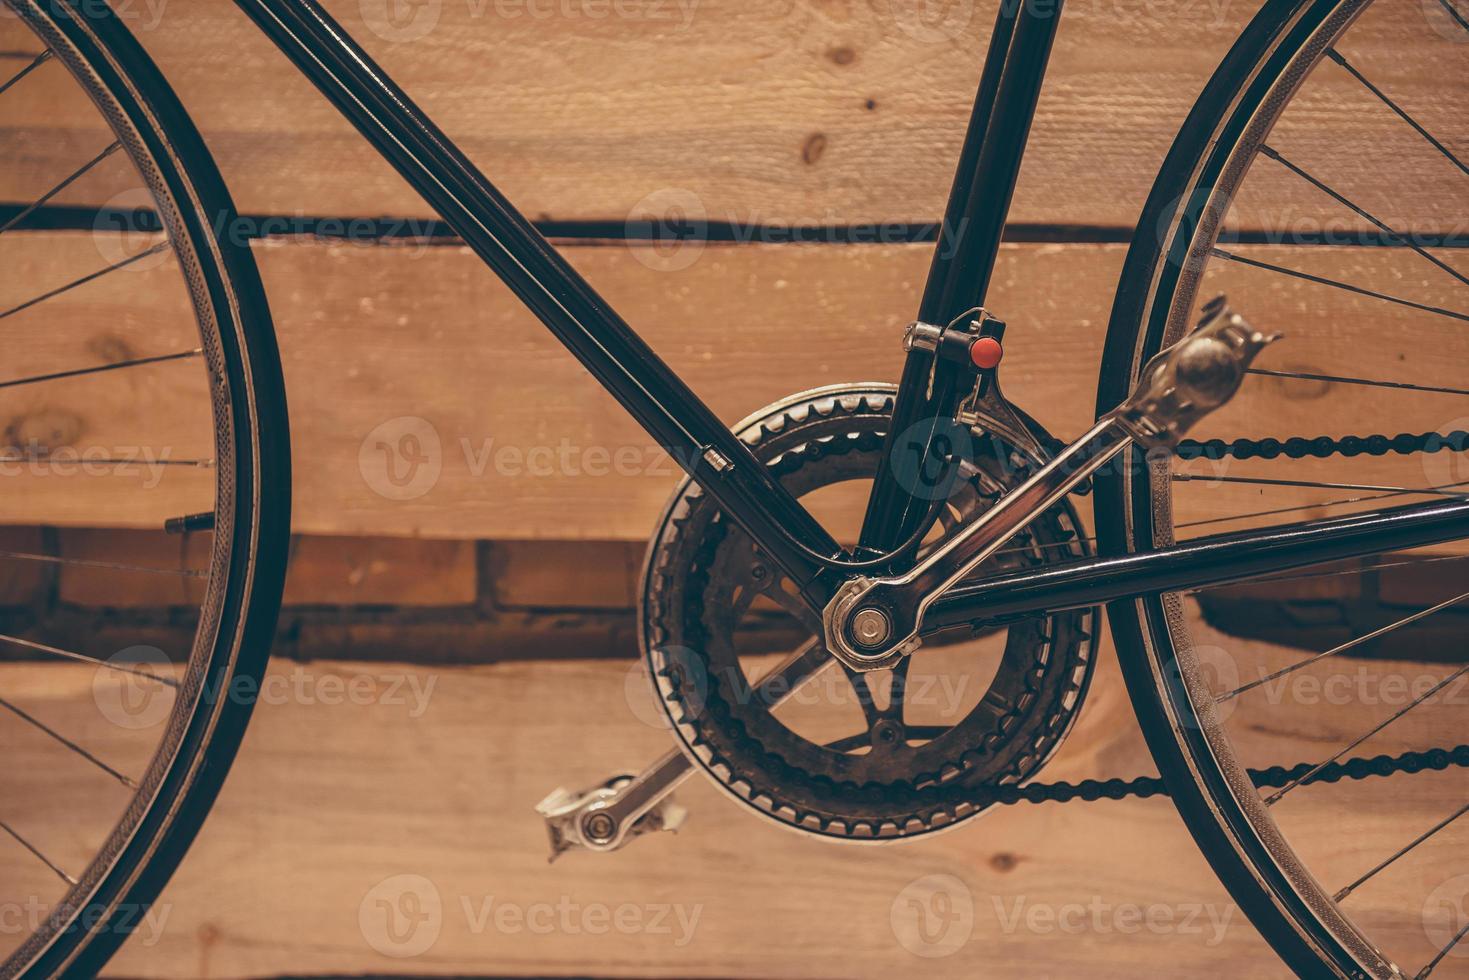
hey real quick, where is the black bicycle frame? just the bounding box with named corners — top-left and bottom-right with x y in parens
top-left (229, 0), bottom-right (1469, 624)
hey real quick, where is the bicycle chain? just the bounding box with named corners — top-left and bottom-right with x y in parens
top-left (1175, 428), bottom-right (1469, 463)
top-left (1009, 427), bottom-right (1469, 804)
top-left (977, 744), bottom-right (1469, 807)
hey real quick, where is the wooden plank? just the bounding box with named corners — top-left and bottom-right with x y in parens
top-left (1, 233), bottom-right (1465, 539)
top-left (487, 540), bottom-right (642, 609)
top-left (0, 0), bottom-right (1463, 229)
top-left (0, 615), bottom-right (1462, 977)
top-left (54, 530), bottom-right (478, 608)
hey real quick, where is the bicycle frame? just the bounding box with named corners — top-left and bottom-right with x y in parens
top-left (229, 0), bottom-right (1469, 623)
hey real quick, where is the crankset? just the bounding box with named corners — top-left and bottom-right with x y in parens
top-left (538, 299), bottom-right (1280, 855)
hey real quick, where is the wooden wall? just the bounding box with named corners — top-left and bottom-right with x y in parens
top-left (0, 1), bottom-right (1467, 978)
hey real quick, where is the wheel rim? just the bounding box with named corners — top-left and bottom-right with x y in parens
top-left (1113, 0), bottom-right (1469, 973)
top-left (0, 3), bottom-right (260, 974)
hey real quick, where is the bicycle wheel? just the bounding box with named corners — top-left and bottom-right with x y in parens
top-left (1099, 0), bottom-right (1467, 974)
top-left (0, 1), bottom-right (289, 976)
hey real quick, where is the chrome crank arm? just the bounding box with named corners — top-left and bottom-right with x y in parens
top-left (823, 297), bottom-right (1280, 672)
top-left (537, 638), bottom-right (831, 859)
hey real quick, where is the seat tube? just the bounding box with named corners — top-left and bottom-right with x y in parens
top-left (858, 0), bottom-right (1067, 555)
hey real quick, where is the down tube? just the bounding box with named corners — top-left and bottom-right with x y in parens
top-left (231, 0), bottom-right (844, 599)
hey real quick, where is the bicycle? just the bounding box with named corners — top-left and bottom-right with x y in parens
top-left (0, 0), bottom-right (1465, 975)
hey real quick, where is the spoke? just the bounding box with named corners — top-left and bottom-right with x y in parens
top-left (0, 550), bottom-right (206, 578)
top-left (1211, 247), bottom-right (1469, 323)
top-left (0, 454), bottom-right (212, 468)
top-left (1432, 0), bottom-right (1469, 37)
top-left (994, 479), bottom-right (1469, 560)
top-left (0, 240), bottom-right (170, 322)
top-left (0, 818), bottom-right (76, 886)
top-left (1175, 480), bottom-right (1469, 533)
top-left (1333, 801), bottom-right (1469, 902)
top-left (0, 50), bottom-right (52, 99)
top-left (1219, 588), bottom-right (1469, 702)
top-left (0, 633), bottom-right (179, 688)
top-left (0, 348), bottom-right (202, 391)
top-left (1261, 145), bottom-right (1468, 287)
top-left (0, 695), bottom-right (137, 788)
top-left (1219, 551), bottom-right (1469, 594)
top-left (1174, 473), bottom-right (1467, 496)
top-left (1325, 49), bottom-right (1468, 179)
top-left (1246, 368), bottom-right (1469, 398)
top-left (0, 142), bottom-right (123, 237)
top-left (1262, 662), bottom-right (1469, 806)
top-left (1418, 916), bottom-right (1469, 978)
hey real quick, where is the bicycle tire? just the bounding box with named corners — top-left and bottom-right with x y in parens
top-left (1097, 0), bottom-right (1457, 974)
top-left (2, 2), bottom-right (290, 977)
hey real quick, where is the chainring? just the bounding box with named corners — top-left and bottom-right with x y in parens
top-left (639, 384), bottom-right (1098, 841)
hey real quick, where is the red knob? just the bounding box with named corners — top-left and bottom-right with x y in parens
top-left (969, 336), bottom-right (1004, 370)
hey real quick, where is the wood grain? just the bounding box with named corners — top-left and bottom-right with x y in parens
top-left (0, 231), bottom-right (1464, 540)
top-left (0, 0), bottom-right (1464, 230)
top-left (0, 613), bottom-right (1463, 978)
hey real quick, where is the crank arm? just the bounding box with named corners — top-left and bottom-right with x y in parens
top-left (823, 297), bottom-right (1280, 672)
top-left (538, 639), bottom-right (831, 859)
